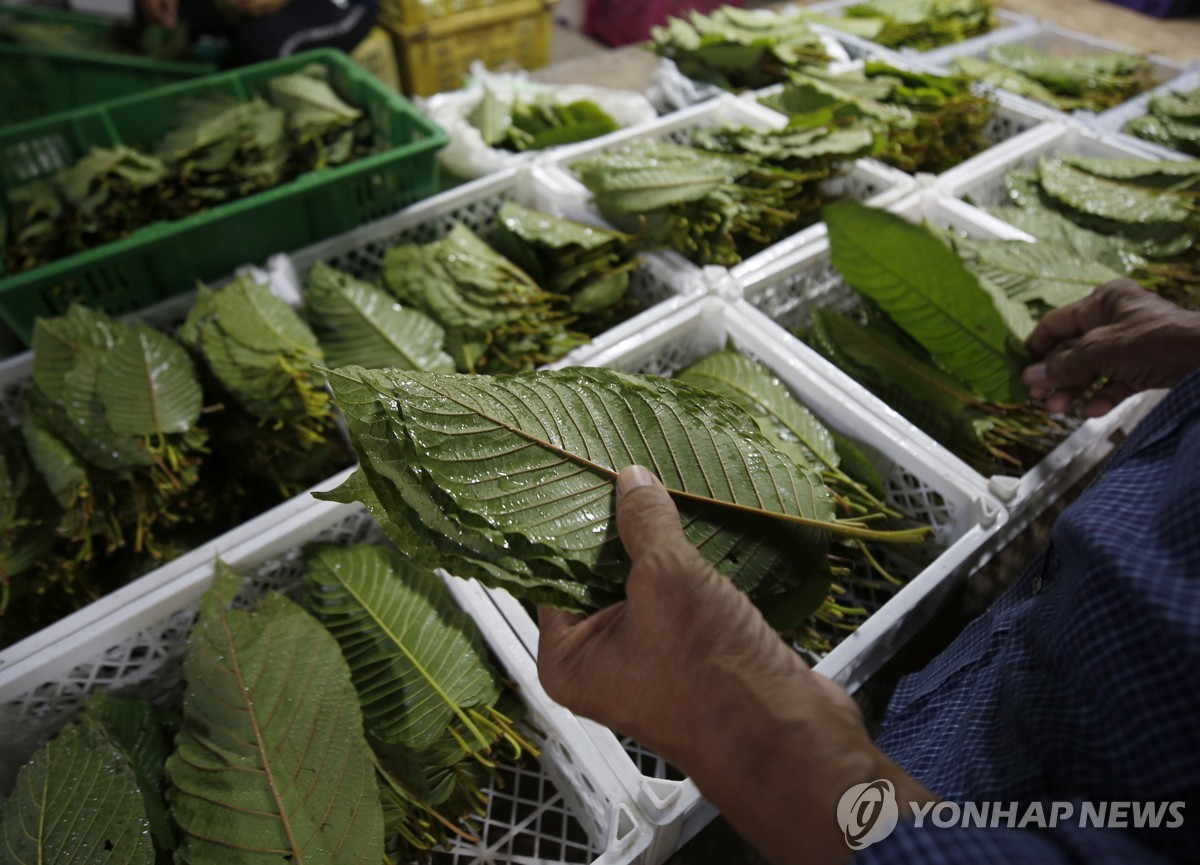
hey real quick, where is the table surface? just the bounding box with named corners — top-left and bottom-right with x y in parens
top-left (529, 3), bottom-right (1197, 862)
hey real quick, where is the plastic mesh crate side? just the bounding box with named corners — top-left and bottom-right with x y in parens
top-left (922, 22), bottom-right (1187, 103)
top-left (802, 0), bottom-right (1035, 59)
top-left (0, 495), bottom-right (654, 865)
top-left (936, 122), bottom-right (1169, 208)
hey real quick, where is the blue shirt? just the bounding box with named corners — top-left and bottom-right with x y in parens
top-left (864, 370), bottom-right (1200, 863)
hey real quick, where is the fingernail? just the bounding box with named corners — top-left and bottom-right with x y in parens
top-left (616, 465), bottom-right (654, 497)
top-left (1023, 364), bottom-right (1047, 386)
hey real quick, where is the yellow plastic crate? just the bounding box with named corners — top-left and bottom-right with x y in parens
top-left (384, 0), bottom-right (556, 97)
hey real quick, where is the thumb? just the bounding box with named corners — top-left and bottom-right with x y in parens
top-left (614, 466), bottom-right (691, 563)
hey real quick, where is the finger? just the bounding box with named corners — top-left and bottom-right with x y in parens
top-left (1083, 380), bottom-right (1135, 418)
top-left (1039, 329), bottom-right (1115, 394)
top-left (537, 605), bottom-right (585, 645)
top-left (1025, 288), bottom-right (1113, 360)
top-left (614, 465), bottom-right (691, 562)
top-left (1044, 388), bottom-right (1081, 414)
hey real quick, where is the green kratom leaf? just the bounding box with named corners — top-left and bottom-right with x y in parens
top-left (306, 262), bottom-right (454, 373)
top-left (303, 544), bottom-right (501, 751)
top-left (87, 695), bottom-right (176, 857)
top-left (676, 348), bottom-right (838, 471)
top-left (824, 202), bottom-right (1029, 404)
top-left (0, 713), bottom-right (154, 865)
top-left (952, 235), bottom-right (1123, 310)
top-left (987, 204), bottom-right (1147, 275)
top-left (1038, 157), bottom-right (1194, 225)
top-left (166, 561), bottom-right (384, 865)
top-left (467, 86), bottom-right (511, 146)
top-left (324, 365), bottom-right (854, 623)
top-left (98, 323), bottom-right (203, 438)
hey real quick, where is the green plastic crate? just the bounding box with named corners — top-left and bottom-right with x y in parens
top-left (0, 4), bottom-right (216, 126)
top-left (0, 48), bottom-right (448, 345)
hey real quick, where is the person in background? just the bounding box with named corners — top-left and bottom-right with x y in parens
top-left (538, 279), bottom-right (1200, 864)
top-left (139, 0), bottom-right (377, 64)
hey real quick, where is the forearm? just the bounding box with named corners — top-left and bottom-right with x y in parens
top-left (661, 667), bottom-right (936, 865)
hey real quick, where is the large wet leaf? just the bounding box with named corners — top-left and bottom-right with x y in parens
top-left (0, 713), bottom-right (154, 864)
top-left (987, 204), bottom-right (1146, 275)
top-left (303, 544), bottom-right (501, 751)
top-left (306, 262), bottom-right (454, 373)
top-left (952, 236), bottom-right (1122, 310)
top-left (166, 562), bottom-right (384, 865)
top-left (824, 202), bottom-right (1028, 404)
top-left (323, 365), bottom-right (861, 622)
top-left (99, 323), bottom-right (203, 438)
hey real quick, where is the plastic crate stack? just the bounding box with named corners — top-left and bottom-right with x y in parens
top-left (378, 0), bottom-right (559, 97)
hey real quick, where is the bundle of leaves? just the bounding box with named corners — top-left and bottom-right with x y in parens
top-left (3, 63), bottom-right (374, 275)
top-left (305, 260), bottom-right (455, 373)
top-left (1124, 85), bottom-right (1200, 157)
top-left (955, 44), bottom-right (1154, 113)
top-left (468, 86), bottom-right (619, 152)
top-left (0, 426), bottom-right (56, 619)
top-left (802, 202), bottom-right (1087, 475)
top-left (573, 136), bottom-right (868, 266)
top-left (987, 155), bottom-right (1200, 309)
top-left (832, 0), bottom-right (995, 50)
top-left (23, 306), bottom-right (208, 563)
top-left (319, 365), bottom-right (930, 643)
top-left (3, 147), bottom-right (168, 273)
top-left (179, 274), bottom-right (348, 497)
top-left (154, 94), bottom-right (290, 215)
top-left (762, 61), bottom-right (996, 174)
top-left (650, 6), bottom-right (832, 92)
top-left (304, 544), bottom-right (536, 855)
top-left (490, 200), bottom-right (641, 328)
top-left (383, 222), bottom-right (590, 373)
top-left (0, 553), bottom-right (539, 862)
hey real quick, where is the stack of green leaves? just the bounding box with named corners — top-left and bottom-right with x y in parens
top-left (0, 551), bottom-right (541, 862)
top-left (155, 94), bottom-right (290, 214)
top-left (490, 200), bottom-right (640, 325)
top-left (3, 63), bottom-right (375, 275)
top-left (574, 134), bottom-right (871, 266)
top-left (1124, 85), bottom-right (1200, 157)
top-left (987, 155), bottom-right (1200, 309)
top-left (803, 202), bottom-right (1085, 474)
top-left (23, 305), bottom-right (207, 564)
top-left (179, 274), bottom-right (347, 496)
top-left (955, 44), bottom-right (1154, 113)
top-left (319, 365), bottom-right (930, 638)
top-left (831, 0), bottom-right (995, 51)
top-left (305, 260), bottom-right (455, 373)
top-left (383, 222), bottom-right (589, 373)
top-left (0, 426), bottom-right (56, 618)
top-left (763, 61), bottom-right (996, 174)
top-left (468, 86), bottom-right (619, 152)
top-left (304, 544), bottom-right (535, 856)
top-left (269, 62), bottom-right (373, 171)
top-left (650, 6), bottom-right (832, 92)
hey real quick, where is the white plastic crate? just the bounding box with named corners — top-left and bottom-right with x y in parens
top-left (935, 119), bottom-right (1179, 208)
top-left (1083, 65), bottom-right (1200, 161)
top-left (539, 93), bottom-right (915, 283)
top-left (0, 481), bottom-right (655, 865)
top-left (746, 60), bottom-right (1057, 188)
top-left (270, 164), bottom-right (703, 335)
top-left (480, 293), bottom-right (1007, 858)
top-left (733, 187), bottom-right (1164, 519)
top-left (799, 0), bottom-right (1036, 63)
top-left (922, 22), bottom-right (1188, 118)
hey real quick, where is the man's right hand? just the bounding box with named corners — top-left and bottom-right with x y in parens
top-left (1024, 279), bottom-right (1200, 417)
top-left (139, 0), bottom-right (179, 28)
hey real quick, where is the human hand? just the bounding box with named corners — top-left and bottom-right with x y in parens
top-left (228, 0), bottom-right (290, 17)
top-left (537, 466), bottom-right (933, 865)
top-left (139, 0), bottom-right (178, 28)
top-left (1024, 279), bottom-right (1200, 417)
